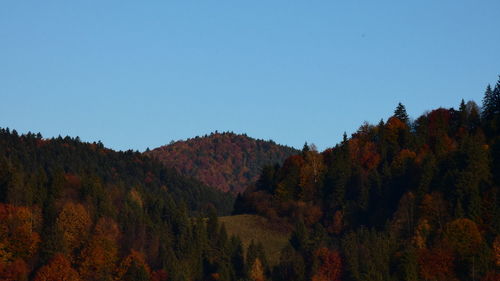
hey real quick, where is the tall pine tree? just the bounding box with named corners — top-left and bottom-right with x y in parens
top-left (394, 102), bottom-right (409, 124)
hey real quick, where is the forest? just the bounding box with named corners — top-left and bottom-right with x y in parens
top-left (235, 77), bottom-right (500, 281)
top-left (145, 132), bottom-right (298, 194)
top-left (0, 76), bottom-right (499, 280)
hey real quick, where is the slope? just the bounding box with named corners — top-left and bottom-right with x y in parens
top-left (145, 132), bottom-right (299, 193)
top-left (219, 214), bottom-right (291, 266)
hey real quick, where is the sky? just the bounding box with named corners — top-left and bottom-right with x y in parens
top-left (1, 1), bottom-right (499, 152)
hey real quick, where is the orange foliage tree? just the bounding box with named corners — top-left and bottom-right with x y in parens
top-left (299, 149), bottom-right (325, 201)
top-left (327, 210), bottom-right (344, 235)
top-left (348, 139), bottom-right (381, 171)
top-left (78, 217), bottom-right (120, 281)
top-left (493, 236), bottom-right (500, 267)
top-left (56, 202), bottom-right (92, 255)
top-left (311, 247), bottom-right (342, 281)
top-left (151, 269), bottom-right (168, 281)
top-left (0, 203), bottom-right (41, 260)
top-left (443, 218), bottom-right (482, 257)
top-left (249, 258), bottom-right (265, 281)
top-left (0, 258), bottom-right (29, 281)
top-left (115, 250), bottom-right (151, 281)
top-left (418, 247), bottom-right (456, 281)
top-left (34, 253), bottom-right (81, 281)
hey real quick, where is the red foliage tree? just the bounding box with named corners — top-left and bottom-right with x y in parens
top-left (34, 253), bottom-right (81, 281)
top-left (418, 247), bottom-right (456, 281)
top-left (151, 269), bottom-right (168, 281)
top-left (0, 258), bottom-right (29, 281)
top-left (311, 247), bottom-right (342, 281)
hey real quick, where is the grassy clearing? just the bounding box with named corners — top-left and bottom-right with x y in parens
top-left (219, 214), bottom-right (291, 266)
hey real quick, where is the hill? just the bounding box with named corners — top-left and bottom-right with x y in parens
top-left (0, 129), bottom-right (241, 280)
top-left (234, 78), bottom-right (500, 281)
top-left (145, 132), bottom-right (299, 193)
top-left (219, 214), bottom-right (291, 266)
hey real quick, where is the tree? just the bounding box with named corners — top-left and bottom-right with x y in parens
top-left (482, 78), bottom-right (500, 135)
top-left (482, 85), bottom-right (496, 120)
top-left (418, 247), bottom-right (455, 281)
top-left (273, 245), bottom-right (305, 281)
top-left (34, 253), bottom-right (81, 281)
top-left (0, 204), bottom-right (41, 260)
top-left (311, 248), bottom-right (342, 281)
top-left (249, 258), bottom-right (265, 281)
top-left (299, 150), bottom-right (325, 201)
top-left (151, 269), bottom-right (168, 281)
top-left (78, 219), bottom-right (119, 281)
top-left (394, 102), bottom-right (410, 124)
top-left (229, 236), bottom-right (245, 280)
top-left (115, 250), bottom-right (151, 281)
top-left (56, 202), bottom-right (92, 256)
top-left (0, 258), bottom-right (29, 281)
top-left (443, 218), bottom-right (482, 257)
top-left (459, 99), bottom-right (467, 126)
top-left (493, 236), bottom-right (500, 267)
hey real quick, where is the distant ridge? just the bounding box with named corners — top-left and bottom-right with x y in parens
top-left (145, 132), bottom-right (299, 193)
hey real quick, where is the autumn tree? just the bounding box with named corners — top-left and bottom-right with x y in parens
top-left (311, 247), bottom-right (342, 281)
top-left (444, 218), bottom-right (482, 257)
top-left (418, 247), bottom-right (456, 281)
top-left (115, 250), bottom-right (151, 281)
top-left (56, 202), bottom-right (92, 257)
top-left (493, 236), bottom-right (500, 267)
top-left (299, 148), bottom-right (325, 201)
top-left (34, 253), bottom-right (81, 281)
top-left (419, 192), bottom-right (449, 233)
top-left (78, 218), bottom-right (119, 281)
top-left (0, 204), bottom-right (41, 260)
top-left (249, 258), bottom-right (265, 281)
top-left (0, 258), bottom-right (29, 281)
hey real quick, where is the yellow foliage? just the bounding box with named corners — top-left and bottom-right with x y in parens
top-left (56, 202), bottom-right (91, 254)
top-left (250, 258), bottom-right (265, 281)
top-left (443, 218), bottom-right (482, 257)
top-left (0, 204), bottom-right (41, 260)
top-left (129, 189), bottom-right (143, 208)
top-left (413, 219), bottom-right (431, 249)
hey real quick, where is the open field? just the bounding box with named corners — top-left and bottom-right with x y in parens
top-left (219, 214), bottom-right (291, 266)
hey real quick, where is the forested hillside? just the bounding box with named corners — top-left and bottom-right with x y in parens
top-left (234, 77), bottom-right (500, 281)
top-left (146, 132), bottom-right (299, 193)
top-left (0, 132), bottom-right (251, 280)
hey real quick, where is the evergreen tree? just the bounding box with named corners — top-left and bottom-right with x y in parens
top-left (482, 84), bottom-right (496, 120)
top-left (302, 142), bottom-right (310, 154)
top-left (459, 99), bottom-right (467, 127)
top-left (394, 102), bottom-right (410, 124)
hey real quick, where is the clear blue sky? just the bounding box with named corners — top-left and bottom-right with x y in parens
top-left (1, 1), bottom-right (499, 151)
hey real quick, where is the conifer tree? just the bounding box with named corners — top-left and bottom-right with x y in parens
top-left (394, 102), bottom-right (410, 124)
